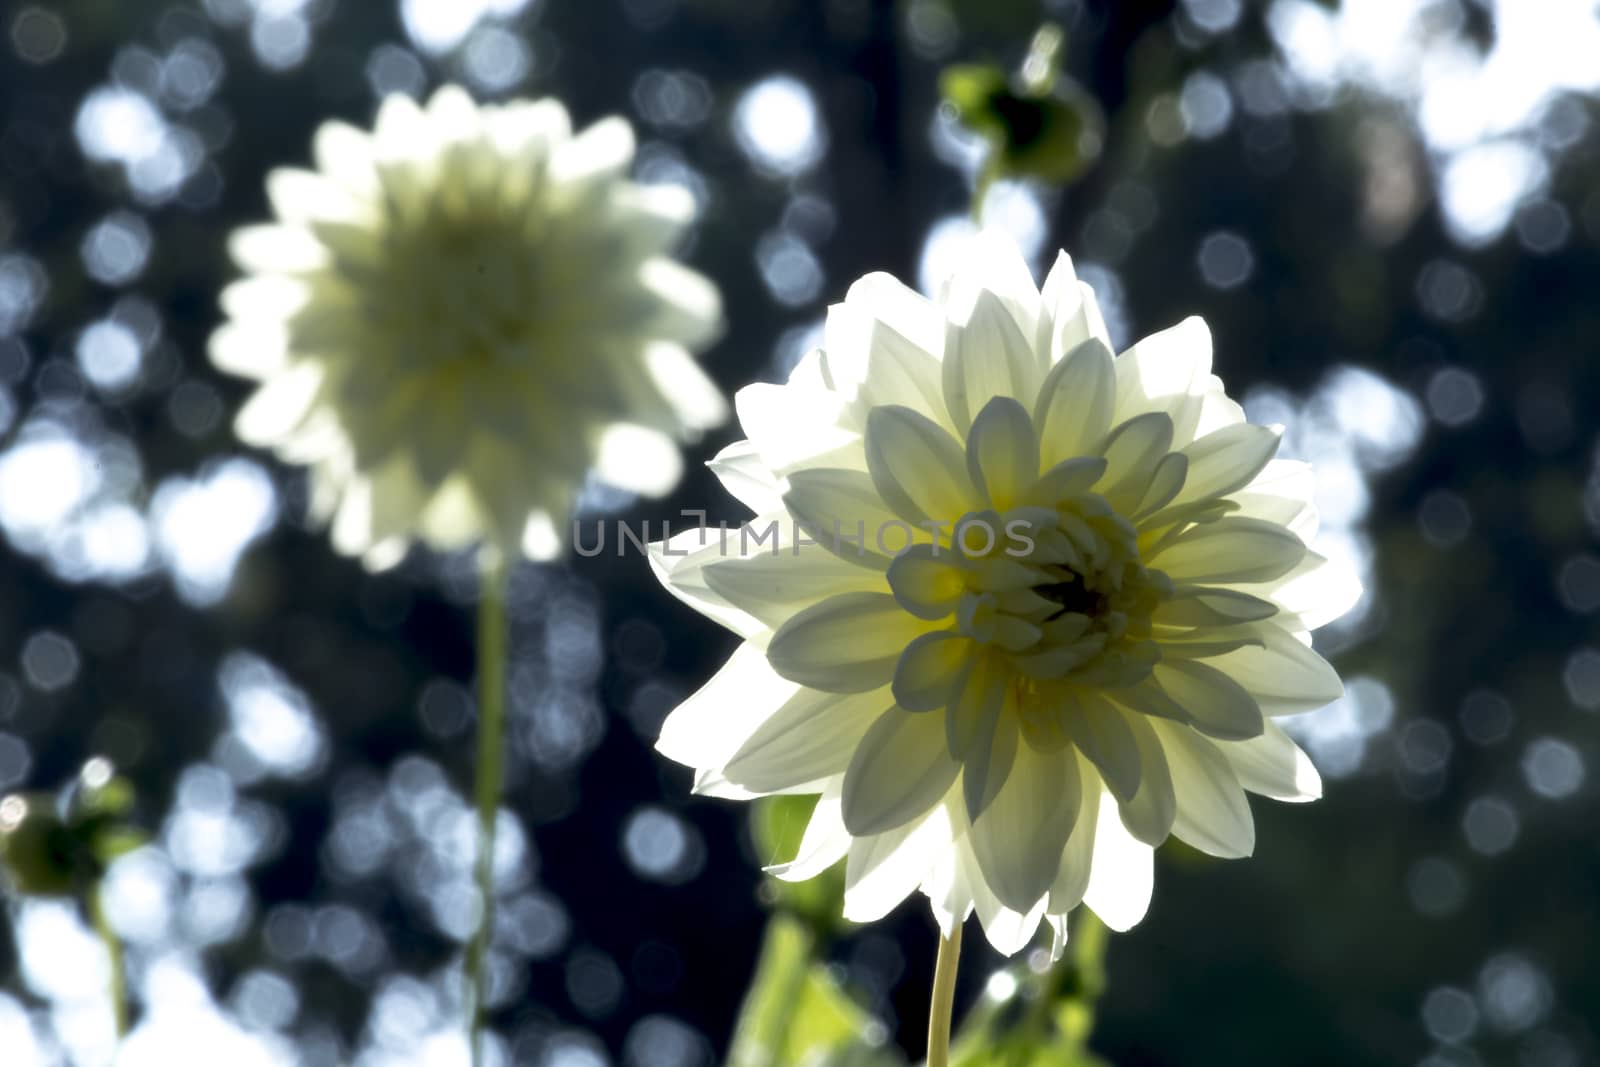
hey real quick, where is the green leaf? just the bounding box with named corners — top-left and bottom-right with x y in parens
top-left (751, 796), bottom-right (847, 931)
top-left (90, 826), bottom-right (150, 865)
top-left (0, 796), bottom-right (80, 897)
top-left (728, 914), bottom-right (887, 1067)
top-left (938, 25), bottom-right (1105, 189)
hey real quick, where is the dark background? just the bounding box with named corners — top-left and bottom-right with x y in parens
top-left (1, 0), bottom-right (1597, 1064)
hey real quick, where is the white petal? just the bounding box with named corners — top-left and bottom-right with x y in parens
top-left (961, 700), bottom-right (1018, 826)
top-left (943, 229), bottom-right (1044, 346)
top-left (1047, 753), bottom-right (1101, 912)
top-left (656, 642), bottom-right (799, 769)
top-left (886, 544), bottom-right (966, 620)
top-left (1151, 720), bottom-right (1255, 858)
top-left (735, 382), bottom-right (860, 474)
top-left (1152, 659), bottom-right (1265, 741)
top-left (550, 115), bottom-right (635, 185)
top-left (1112, 708), bottom-right (1176, 846)
top-left (783, 468), bottom-right (914, 567)
top-left (266, 167), bottom-right (366, 226)
top-left (1034, 339), bottom-right (1115, 469)
top-left (1097, 412), bottom-right (1175, 513)
top-left (1204, 623), bottom-right (1345, 715)
top-left (1265, 551), bottom-right (1364, 631)
top-left (970, 742), bottom-right (1080, 912)
top-left (892, 632), bottom-right (973, 711)
top-left (1113, 316), bottom-right (1212, 441)
top-left (768, 592), bottom-right (925, 693)
top-left (1081, 798), bottom-right (1155, 932)
top-left (844, 271), bottom-right (945, 357)
top-left (824, 300), bottom-right (948, 425)
top-left (842, 708), bottom-right (961, 835)
top-left (643, 342), bottom-right (728, 431)
top-left (707, 439), bottom-right (786, 515)
top-left (1063, 692), bottom-right (1142, 802)
top-left (596, 423), bottom-right (682, 496)
top-left (209, 320), bottom-right (291, 380)
top-left (1174, 423), bottom-right (1282, 506)
top-left (1223, 721), bottom-right (1322, 802)
top-left (646, 528), bottom-right (766, 639)
top-left (703, 551), bottom-right (885, 629)
top-left (235, 361), bottom-right (324, 445)
top-left (641, 257), bottom-right (723, 349)
top-left (965, 397), bottom-right (1040, 512)
top-left (769, 781), bottom-right (851, 881)
top-left (724, 688), bottom-right (885, 793)
top-left (229, 224), bottom-right (328, 273)
top-left (942, 288), bottom-right (1039, 434)
top-left (1149, 517), bottom-right (1307, 585)
top-left (312, 120), bottom-right (380, 199)
top-left (864, 405), bottom-right (977, 524)
top-left (843, 804), bottom-right (954, 923)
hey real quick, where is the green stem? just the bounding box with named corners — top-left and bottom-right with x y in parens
top-left (90, 884), bottom-right (127, 1038)
top-left (972, 160), bottom-right (999, 227)
top-left (927, 920), bottom-right (964, 1067)
top-left (465, 550), bottom-right (509, 1067)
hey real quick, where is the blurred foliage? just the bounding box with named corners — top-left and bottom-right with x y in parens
top-left (1, 759), bottom-right (145, 899)
top-left (941, 23), bottom-right (1103, 192)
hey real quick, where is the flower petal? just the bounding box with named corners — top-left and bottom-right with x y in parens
top-left (961, 701), bottom-right (1019, 826)
top-left (892, 632), bottom-right (974, 711)
top-left (1081, 798), bottom-right (1155, 931)
top-left (768, 780), bottom-right (850, 881)
top-left (843, 804), bottom-right (954, 923)
top-left (724, 688), bottom-right (885, 793)
top-left (1204, 623), bottom-right (1345, 715)
top-left (1173, 423), bottom-right (1282, 506)
top-left (1062, 692), bottom-right (1142, 802)
top-left (1152, 659), bottom-right (1265, 741)
top-left (965, 396), bottom-right (1040, 512)
top-left (703, 551), bottom-right (884, 630)
top-left (971, 742), bottom-right (1081, 912)
top-left (1223, 721), bottom-right (1322, 802)
top-left (767, 591), bottom-right (926, 693)
top-left (1034, 339), bottom-right (1115, 469)
top-left (1148, 517), bottom-right (1307, 585)
top-left (841, 709), bottom-right (961, 835)
top-left (824, 299), bottom-right (949, 425)
top-left (886, 544), bottom-right (967, 620)
top-left (1151, 720), bottom-right (1255, 858)
top-left (1112, 316), bottom-right (1212, 442)
top-left (942, 288), bottom-right (1039, 434)
top-left (864, 405), bottom-right (977, 524)
top-left (647, 527), bottom-right (766, 639)
top-left (655, 642), bottom-right (798, 769)
top-left (1097, 412), bottom-right (1174, 513)
top-left (784, 467), bottom-right (918, 568)
top-left (1046, 753), bottom-right (1101, 912)
top-left (1114, 710), bottom-right (1177, 846)
top-left (707, 439), bottom-right (786, 515)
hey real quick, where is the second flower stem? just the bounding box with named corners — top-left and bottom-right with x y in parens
top-left (465, 551), bottom-right (509, 1067)
top-left (927, 920), bottom-right (964, 1067)
top-left (90, 884), bottom-right (127, 1038)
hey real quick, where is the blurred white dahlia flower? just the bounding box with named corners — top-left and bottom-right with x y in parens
top-left (651, 232), bottom-right (1360, 955)
top-left (211, 86), bottom-right (726, 569)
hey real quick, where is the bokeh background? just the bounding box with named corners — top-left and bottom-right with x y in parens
top-left (2, 0), bottom-right (1598, 1064)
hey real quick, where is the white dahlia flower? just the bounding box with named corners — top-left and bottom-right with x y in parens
top-left (211, 86), bottom-right (726, 569)
top-left (651, 232), bottom-right (1361, 955)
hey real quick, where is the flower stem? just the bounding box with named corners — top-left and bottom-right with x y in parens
top-left (927, 920), bottom-right (964, 1067)
top-left (90, 884), bottom-right (127, 1038)
top-left (972, 160), bottom-right (998, 227)
top-left (465, 550), bottom-right (509, 1067)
